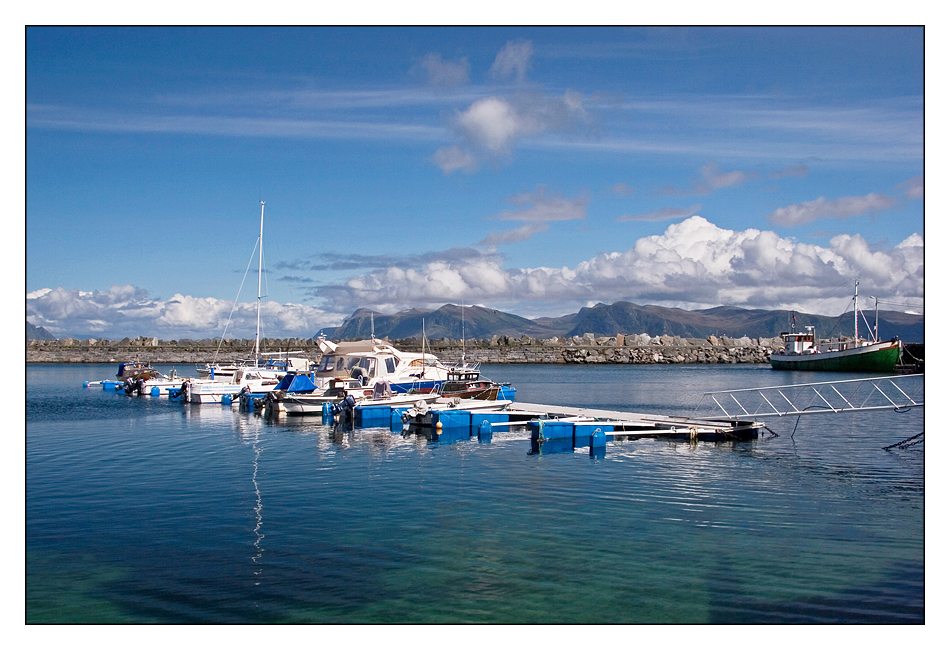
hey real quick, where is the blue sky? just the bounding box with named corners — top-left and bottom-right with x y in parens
top-left (26, 26), bottom-right (924, 340)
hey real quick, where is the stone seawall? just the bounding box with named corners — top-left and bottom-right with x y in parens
top-left (26, 333), bottom-right (785, 365)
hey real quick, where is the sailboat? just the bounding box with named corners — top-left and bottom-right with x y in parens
top-left (185, 202), bottom-right (306, 403)
top-left (769, 281), bottom-right (903, 372)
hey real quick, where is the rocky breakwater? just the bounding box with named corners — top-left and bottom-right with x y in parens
top-left (26, 336), bottom-right (321, 364)
top-left (408, 333), bottom-right (785, 364)
top-left (28, 333), bottom-right (783, 365)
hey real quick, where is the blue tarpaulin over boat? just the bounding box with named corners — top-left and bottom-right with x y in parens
top-left (274, 372), bottom-right (318, 393)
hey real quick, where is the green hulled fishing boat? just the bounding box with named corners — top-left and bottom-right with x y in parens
top-left (770, 281), bottom-right (903, 372)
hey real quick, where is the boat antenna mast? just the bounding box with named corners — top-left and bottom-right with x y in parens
top-left (873, 295), bottom-right (879, 342)
top-left (853, 279), bottom-right (859, 343)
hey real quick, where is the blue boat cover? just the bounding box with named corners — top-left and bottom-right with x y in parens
top-left (274, 372), bottom-right (318, 393)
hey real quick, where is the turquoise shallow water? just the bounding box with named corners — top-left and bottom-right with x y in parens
top-left (26, 363), bottom-right (923, 623)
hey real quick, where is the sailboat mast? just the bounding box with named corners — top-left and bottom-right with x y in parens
top-left (255, 201), bottom-right (264, 363)
top-left (853, 280), bottom-right (859, 342)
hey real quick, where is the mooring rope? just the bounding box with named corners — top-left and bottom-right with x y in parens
top-left (883, 431), bottom-right (923, 451)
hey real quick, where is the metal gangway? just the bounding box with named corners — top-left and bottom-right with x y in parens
top-left (691, 374), bottom-right (924, 420)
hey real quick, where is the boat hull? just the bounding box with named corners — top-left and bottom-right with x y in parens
top-left (265, 392), bottom-right (442, 416)
top-left (770, 340), bottom-right (902, 372)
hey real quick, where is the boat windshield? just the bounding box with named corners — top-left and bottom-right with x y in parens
top-left (316, 354), bottom-right (365, 375)
top-left (353, 357), bottom-right (378, 378)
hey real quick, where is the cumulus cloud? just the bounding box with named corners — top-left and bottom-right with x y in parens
top-left (489, 40), bottom-right (533, 82)
top-left (766, 193), bottom-right (897, 226)
top-left (617, 204), bottom-right (702, 223)
top-left (27, 285), bottom-right (345, 340)
top-left (419, 52), bottom-right (470, 88)
top-left (307, 216), bottom-right (923, 317)
top-left (30, 220), bottom-right (923, 337)
top-left (455, 97), bottom-right (528, 154)
top-left (437, 90), bottom-right (590, 171)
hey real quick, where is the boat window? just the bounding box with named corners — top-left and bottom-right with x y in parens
top-left (355, 357), bottom-right (378, 377)
top-left (317, 355), bottom-right (338, 373)
top-left (385, 357), bottom-right (397, 374)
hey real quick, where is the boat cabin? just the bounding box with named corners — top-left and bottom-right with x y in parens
top-left (312, 339), bottom-right (449, 390)
top-left (116, 362), bottom-right (158, 380)
top-left (780, 327), bottom-right (817, 355)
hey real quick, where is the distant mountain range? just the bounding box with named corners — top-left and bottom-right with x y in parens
top-left (27, 321), bottom-right (55, 340)
top-left (26, 301), bottom-right (925, 344)
top-left (321, 301), bottom-right (924, 343)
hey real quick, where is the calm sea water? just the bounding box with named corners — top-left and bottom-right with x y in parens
top-left (26, 363), bottom-right (924, 624)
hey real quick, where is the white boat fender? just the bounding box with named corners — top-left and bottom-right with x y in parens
top-left (401, 399), bottom-right (432, 422)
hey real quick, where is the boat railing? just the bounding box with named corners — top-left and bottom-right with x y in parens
top-left (690, 374), bottom-right (923, 419)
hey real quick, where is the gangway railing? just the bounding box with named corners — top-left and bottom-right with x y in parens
top-left (691, 374), bottom-right (923, 420)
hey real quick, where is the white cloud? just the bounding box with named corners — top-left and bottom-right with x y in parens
top-left (478, 222), bottom-right (550, 248)
top-left (897, 176), bottom-right (923, 200)
top-left (441, 91), bottom-right (591, 170)
top-left (420, 53), bottom-right (470, 88)
top-left (489, 186), bottom-right (588, 222)
top-left (489, 40), bottom-right (534, 82)
top-left (28, 219), bottom-right (924, 337)
top-left (313, 216), bottom-right (923, 317)
top-left (767, 193), bottom-right (897, 226)
top-left (662, 161), bottom-right (759, 196)
top-left (475, 186), bottom-right (587, 249)
top-left (26, 285), bottom-right (345, 340)
top-left (432, 145), bottom-right (479, 174)
top-left (700, 161), bottom-right (757, 191)
top-left (456, 96), bottom-right (535, 155)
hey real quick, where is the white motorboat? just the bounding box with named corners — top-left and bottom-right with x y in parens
top-left (313, 336), bottom-right (451, 394)
top-left (263, 376), bottom-right (443, 416)
top-left (184, 365), bottom-right (286, 404)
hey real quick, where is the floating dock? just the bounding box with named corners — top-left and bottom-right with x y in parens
top-left (319, 397), bottom-right (763, 456)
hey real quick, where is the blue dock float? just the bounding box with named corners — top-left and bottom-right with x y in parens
top-left (470, 411), bottom-right (508, 428)
top-left (526, 420), bottom-right (616, 455)
top-left (589, 428), bottom-right (607, 459)
top-left (430, 409), bottom-right (471, 430)
top-left (355, 404), bottom-right (396, 428)
top-left (528, 420), bottom-right (574, 442)
top-left (574, 423), bottom-right (614, 448)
